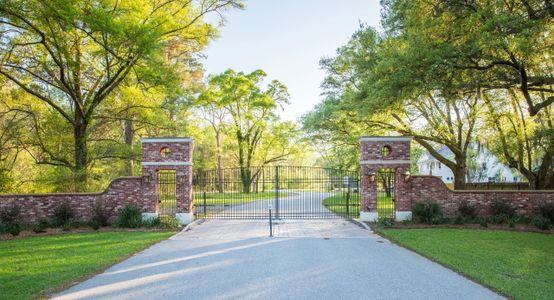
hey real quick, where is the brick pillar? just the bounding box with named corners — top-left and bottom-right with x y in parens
top-left (359, 136), bottom-right (412, 222)
top-left (141, 137), bottom-right (194, 224)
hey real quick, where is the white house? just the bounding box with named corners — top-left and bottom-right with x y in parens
top-left (417, 145), bottom-right (522, 184)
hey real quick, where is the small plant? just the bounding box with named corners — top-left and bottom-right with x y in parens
top-left (532, 216), bottom-right (552, 230)
top-left (412, 201), bottom-right (443, 224)
top-left (142, 217), bottom-right (162, 228)
top-left (52, 202), bottom-right (74, 227)
top-left (114, 205), bottom-right (143, 228)
top-left (454, 216), bottom-right (465, 225)
top-left (479, 217), bottom-right (488, 227)
top-left (33, 218), bottom-right (50, 233)
top-left (160, 217), bottom-right (182, 229)
top-left (0, 204), bottom-right (22, 236)
top-left (538, 203), bottom-right (554, 223)
top-left (88, 219), bottom-right (100, 230)
top-left (379, 218), bottom-right (395, 227)
top-left (458, 201), bottom-right (477, 218)
top-left (91, 201), bottom-right (110, 227)
top-left (490, 201), bottom-right (516, 218)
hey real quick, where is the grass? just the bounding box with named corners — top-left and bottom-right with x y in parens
top-left (323, 193), bottom-right (394, 218)
top-left (379, 228), bottom-right (554, 300)
top-left (193, 191), bottom-right (283, 205)
top-left (0, 231), bottom-right (175, 300)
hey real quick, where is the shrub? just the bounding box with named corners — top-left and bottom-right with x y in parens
top-left (412, 201), bottom-right (443, 224)
top-left (160, 217), bottom-right (182, 229)
top-left (91, 201), bottom-right (110, 227)
top-left (379, 218), bottom-right (395, 227)
top-left (33, 218), bottom-right (50, 233)
top-left (478, 217), bottom-right (488, 227)
top-left (532, 216), bottom-right (552, 230)
top-left (88, 219), bottom-right (100, 230)
top-left (52, 202), bottom-right (74, 227)
top-left (458, 201), bottom-right (477, 218)
top-left (490, 201), bottom-right (516, 218)
top-left (0, 204), bottom-right (22, 236)
top-left (538, 203), bottom-right (554, 223)
top-left (142, 217), bottom-right (162, 228)
top-left (114, 205), bottom-right (142, 228)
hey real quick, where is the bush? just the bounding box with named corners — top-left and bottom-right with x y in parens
top-left (160, 217), bottom-right (182, 229)
top-left (52, 202), bottom-right (74, 227)
top-left (0, 204), bottom-right (22, 236)
top-left (88, 219), bottom-right (100, 230)
top-left (91, 201), bottom-right (110, 227)
top-left (142, 217), bottom-right (162, 228)
top-left (458, 201), bottom-right (477, 218)
top-left (538, 203), bottom-right (554, 223)
top-left (33, 218), bottom-right (50, 233)
top-left (412, 201), bottom-right (443, 224)
top-left (490, 201), bottom-right (516, 218)
top-left (114, 205), bottom-right (142, 228)
top-left (532, 216), bottom-right (552, 230)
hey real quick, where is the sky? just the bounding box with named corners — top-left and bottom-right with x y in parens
top-left (202, 0), bottom-right (382, 122)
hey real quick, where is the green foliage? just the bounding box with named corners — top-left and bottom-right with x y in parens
top-left (490, 201), bottom-right (516, 218)
top-left (87, 219), bottom-right (100, 231)
top-left (91, 201), bottom-right (110, 227)
top-left (538, 203), bottom-right (554, 223)
top-left (114, 205), bottom-right (143, 228)
top-left (531, 216), bottom-right (552, 231)
top-left (51, 202), bottom-right (75, 227)
top-left (0, 204), bottom-right (22, 236)
top-left (412, 201), bottom-right (443, 224)
top-left (457, 201), bottom-right (477, 218)
top-left (0, 0), bottom-right (242, 191)
top-left (32, 218), bottom-right (50, 233)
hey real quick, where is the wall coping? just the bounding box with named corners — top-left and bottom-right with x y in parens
top-left (0, 176), bottom-right (142, 198)
top-left (360, 136), bottom-right (412, 142)
top-left (412, 175), bottom-right (553, 193)
top-left (141, 137), bottom-right (193, 143)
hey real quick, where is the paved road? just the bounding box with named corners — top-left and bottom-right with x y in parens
top-left (202, 191), bottom-right (338, 219)
top-left (55, 217), bottom-right (503, 299)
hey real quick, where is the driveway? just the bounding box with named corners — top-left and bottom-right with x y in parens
top-left (54, 218), bottom-right (503, 300)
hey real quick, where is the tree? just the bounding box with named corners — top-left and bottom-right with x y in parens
top-left (482, 89), bottom-right (553, 189)
top-left (198, 69), bottom-right (290, 192)
top-left (307, 25), bottom-right (483, 189)
top-left (380, 0), bottom-right (554, 116)
top-left (0, 0), bottom-right (241, 190)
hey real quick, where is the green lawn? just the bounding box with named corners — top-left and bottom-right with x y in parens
top-left (193, 191), bottom-right (282, 205)
top-left (380, 228), bottom-right (554, 300)
top-left (323, 193), bottom-right (394, 218)
top-left (0, 231), bottom-right (175, 300)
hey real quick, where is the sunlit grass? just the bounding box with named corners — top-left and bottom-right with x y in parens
top-left (380, 229), bottom-right (554, 300)
top-left (323, 193), bottom-right (394, 219)
top-left (0, 231), bottom-right (174, 300)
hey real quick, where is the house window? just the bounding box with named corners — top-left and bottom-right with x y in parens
top-left (438, 162), bottom-right (441, 169)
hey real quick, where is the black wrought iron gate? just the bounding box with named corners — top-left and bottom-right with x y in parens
top-left (193, 166), bottom-right (360, 219)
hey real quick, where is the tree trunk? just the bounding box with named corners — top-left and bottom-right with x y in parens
top-left (453, 165), bottom-right (467, 190)
top-left (74, 114), bottom-right (88, 191)
top-left (124, 118), bottom-right (135, 176)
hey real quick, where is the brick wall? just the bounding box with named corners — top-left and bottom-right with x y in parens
top-left (0, 137), bottom-right (195, 224)
top-left (0, 177), bottom-right (152, 223)
top-left (410, 175), bottom-right (554, 217)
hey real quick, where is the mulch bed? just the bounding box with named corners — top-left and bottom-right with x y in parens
top-left (367, 222), bottom-right (554, 234)
top-left (0, 226), bottom-right (177, 241)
